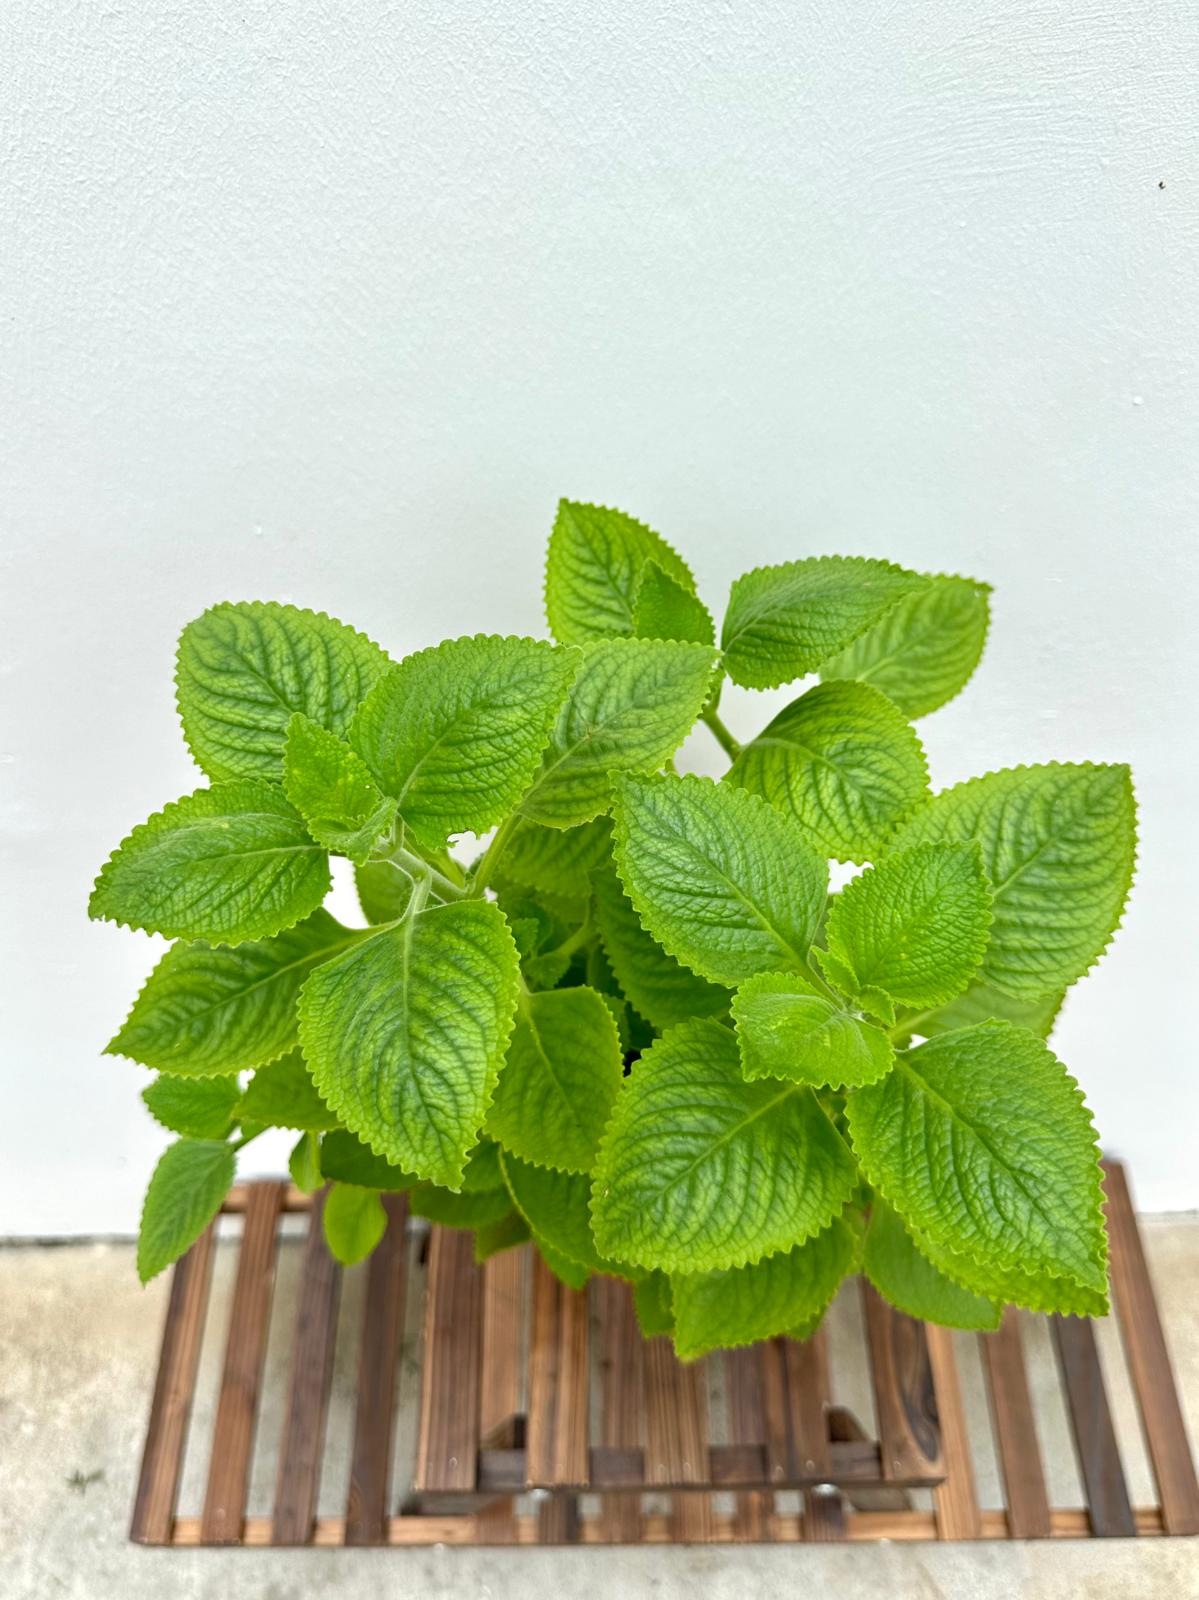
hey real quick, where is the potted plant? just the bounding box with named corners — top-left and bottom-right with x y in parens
top-left (91, 500), bottom-right (1135, 1359)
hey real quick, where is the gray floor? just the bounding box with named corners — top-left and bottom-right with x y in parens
top-left (3, 1217), bottom-right (1198, 1600)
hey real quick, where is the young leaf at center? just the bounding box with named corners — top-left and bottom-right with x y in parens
top-left (731, 970), bottom-right (894, 1088)
top-left (282, 713), bottom-right (397, 864)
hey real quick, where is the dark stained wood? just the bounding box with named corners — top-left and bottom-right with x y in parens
top-left (925, 1323), bottom-right (981, 1540)
top-left (981, 1309), bottom-right (1052, 1538)
top-left (414, 1226), bottom-right (483, 1493)
top-left (595, 1277), bottom-right (645, 1542)
top-left (272, 1190), bottom-right (342, 1545)
top-left (200, 1181), bottom-right (285, 1543)
top-left (828, 1405), bottom-right (912, 1512)
top-left (344, 1193), bottom-right (408, 1545)
top-left (479, 1246), bottom-right (526, 1449)
top-left (1051, 1313), bottom-right (1136, 1537)
top-left (475, 1437), bottom-right (888, 1492)
top-left (526, 1253), bottom-right (589, 1488)
top-left (130, 1221), bottom-right (217, 1544)
top-left (1104, 1160), bottom-right (1199, 1534)
top-left (723, 1346), bottom-right (773, 1541)
top-left (644, 1337), bottom-right (712, 1541)
top-left (861, 1280), bottom-right (944, 1484)
top-left (789, 1330), bottom-right (847, 1541)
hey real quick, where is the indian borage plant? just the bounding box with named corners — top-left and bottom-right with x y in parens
top-left (90, 502), bottom-right (1136, 1359)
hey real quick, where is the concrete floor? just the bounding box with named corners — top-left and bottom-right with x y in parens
top-left (2, 1217), bottom-right (1198, 1600)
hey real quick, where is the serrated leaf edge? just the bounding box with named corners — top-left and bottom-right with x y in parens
top-left (543, 498), bottom-right (699, 643)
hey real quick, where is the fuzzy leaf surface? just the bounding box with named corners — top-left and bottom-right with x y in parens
top-left (142, 1074), bottom-right (241, 1141)
top-left (138, 1138), bottom-right (234, 1283)
top-left (176, 601), bottom-right (390, 781)
top-left (239, 1050), bottom-right (340, 1131)
top-left (727, 680), bottom-right (929, 862)
top-left (900, 1216), bottom-right (1108, 1318)
top-left (633, 560), bottom-right (715, 644)
top-left (721, 556), bottom-right (927, 690)
top-left (863, 1200), bottom-right (1000, 1330)
top-left (298, 900), bottom-right (519, 1188)
top-left (888, 763), bottom-right (1136, 1000)
top-left (90, 781), bottom-right (331, 944)
top-left (501, 1153), bottom-right (614, 1274)
top-left (282, 714), bottom-right (396, 863)
top-left (323, 1183), bottom-right (387, 1265)
top-left (732, 970), bottom-right (894, 1088)
top-left (591, 1019), bottom-right (857, 1273)
top-left (545, 500), bottom-right (697, 644)
top-left (611, 773), bottom-right (828, 985)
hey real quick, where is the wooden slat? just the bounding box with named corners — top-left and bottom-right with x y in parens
top-left (526, 1253), bottom-right (589, 1489)
top-left (200, 1181), bottom-right (285, 1543)
top-left (861, 1281), bottom-right (944, 1483)
top-left (828, 1405), bottom-right (912, 1512)
top-left (479, 1246), bottom-right (526, 1448)
top-left (788, 1330), bottom-right (846, 1542)
top-left (981, 1309), bottom-right (1051, 1538)
top-left (644, 1337), bottom-right (712, 1541)
top-left (130, 1221), bottom-right (217, 1544)
top-left (595, 1277), bottom-right (645, 1543)
top-left (345, 1193), bottom-right (408, 1546)
top-left (1051, 1313), bottom-right (1136, 1537)
top-left (414, 1226), bottom-right (483, 1493)
top-left (1104, 1160), bottom-right (1199, 1534)
top-left (925, 1323), bottom-right (981, 1540)
top-left (272, 1190), bottom-right (343, 1545)
top-left (723, 1346), bottom-right (772, 1541)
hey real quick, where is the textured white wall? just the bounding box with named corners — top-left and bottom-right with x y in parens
top-left (2, 2), bottom-right (1197, 1233)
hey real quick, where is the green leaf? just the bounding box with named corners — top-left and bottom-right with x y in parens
top-left (289, 1132), bottom-right (323, 1194)
top-left (349, 635), bottom-right (577, 849)
top-left (474, 1210), bottom-right (531, 1262)
top-left (592, 860), bottom-right (731, 1030)
top-left (488, 987), bottom-right (623, 1174)
top-left (721, 556), bottom-right (927, 691)
top-left (819, 843), bottom-right (992, 1018)
top-left (732, 971), bottom-right (894, 1088)
top-left (323, 1183), bottom-right (388, 1265)
top-left (298, 900), bottom-right (520, 1188)
top-left (846, 1020), bottom-right (1107, 1298)
top-left (282, 714), bottom-right (396, 864)
top-left (460, 1139), bottom-right (506, 1192)
top-left (671, 1213), bottom-right (860, 1360)
top-left (726, 680), bottom-right (929, 862)
top-left (353, 860), bottom-right (415, 925)
top-left (519, 639), bottom-right (716, 829)
top-left (137, 1138), bottom-right (234, 1283)
top-left (239, 1051), bottom-right (340, 1131)
top-left (142, 1074), bottom-right (241, 1140)
top-left (889, 763), bottom-right (1136, 999)
top-left (500, 816), bottom-right (613, 900)
top-left (910, 980), bottom-right (1066, 1042)
top-left (633, 1273), bottom-right (674, 1338)
top-left (501, 1153), bottom-right (614, 1274)
top-left (320, 1129), bottom-right (417, 1190)
top-left (545, 500), bottom-right (697, 645)
top-left (863, 1201), bottom-right (1000, 1331)
top-left (611, 773), bottom-right (828, 986)
top-left (821, 574), bottom-right (992, 719)
top-left (537, 1241), bottom-right (591, 1290)
top-left (591, 1019), bottom-right (858, 1273)
top-left (176, 601), bottom-right (391, 781)
top-left (633, 560), bottom-right (715, 645)
top-left (901, 1219), bottom-right (1108, 1318)
top-left (106, 911), bottom-right (361, 1077)
top-left (89, 781), bottom-right (331, 945)
top-left (411, 1183), bottom-right (514, 1229)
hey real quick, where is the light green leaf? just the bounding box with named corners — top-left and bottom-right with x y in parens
top-left (289, 1132), bottom-right (323, 1194)
top-left (863, 1200), bottom-right (999, 1331)
top-left (298, 900), bottom-right (519, 1188)
top-left (410, 1183), bottom-right (514, 1229)
top-left (282, 714), bottom-right (396, 864)
top-left (320, 1129), bottom-right (418, 1191)
top-left (592, 860), bottom-right (731, 1030)
top-left (239, 1050), bottom-right (340, 1131)
top-left (545, 500), bottom-right (697, 645)
top-left (137, 1138), bottom-right (234, 1283)
top-left (591, 1019), bottom-right (858, 1273)
top-left (671, 1213), bottom-right (860, 1360)
top-left (349, 635), bottom-right (577, 849)
top-left (500, 815), bottom-right (612, 900)
top-left (537, 1241), bottom-right (592, 1290)
top-left (488, 987), bottom-right (623, 1174)
top-left (902, 1218), bottom-right (1108, 1318)
top-left (721, 556), bottom-right (927, 691)
top-left (611, 773), bottom-right (828, 986)
top-left (820, 842), bottom-right (992, 1017)
top-left (460, 1139), bottom-right (506, 1193)
top-left (323, 1183), bottom-right (387, 1265)
top-left (106, 910), bottom-right (361, 1077)
top-left (727, 680), bottom-right (929, 862)
top-left (821, 574), bottom-right (991, 719)
top-left (89, 781), bottom-right (331, 945)
top-left (633, 1273), bottom-right (674, 1338)
top-left (888, 763), bottom-right (1136, 999)
top-left (633, 560), bottom-right (715, 645)
top-left (176, 601), bottom-right (391, 781)
top-left (519, 639), bottom-right (716, 829)
top-left (732, 971), bottom-right (894, 1088)
top-left (846, 1020), bottom-right (1107, 1298)
top-left (910, 980), bottom-right (1066, 1041)
top-left (474, 1211), bottom-right (531, 1262)
top-left (142, 1074), bottom-right (241, 1140)
top-left (353, 860), bottom-right (415, 925)
top-left (501, 1153), bottom-right (614, 1274)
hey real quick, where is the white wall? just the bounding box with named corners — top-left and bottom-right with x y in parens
top-left (2, 1), bottom-right (1197, 1234)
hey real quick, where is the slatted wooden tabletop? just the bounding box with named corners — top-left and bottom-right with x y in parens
top-left (131, 1159), bottom-right (1199, 1549)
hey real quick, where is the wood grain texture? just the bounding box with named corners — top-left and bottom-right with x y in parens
top-left (1104, 1160), bottom-right (1199, 1534)
top-left (644, 1337), bottom-right (712, 1541)
top-left (1051, 1313), bottom-right (1136, 1537)
top-left (861, 1280), bottom-right (944, 1484)
top-left (723, 1346), bottom-right (773, 1542)
top-left (595, 1276), bottom-right (645, 1543)
top-left (981, 1309), bottom-right (1051, 1538)
top-left (526, 1252), bottom-right (589, 1488)
top-left (479, 1246), bottom-right (526, 1449)
top-left (925, 1322), bottom-right (981, 1540)
top-left (200, 1181), bottom-right (285, 1544)
top-left (345, 1193), bottom-right (408, 1546)
top-left (414, 1226), bottom-right (483, 1493)
top-left (789, 1330), bottom-right (846, 1542)
top-left (272, 1189), bottom-right (342, 1545)
top-left (130, 1221), bottom-right (217, 1544)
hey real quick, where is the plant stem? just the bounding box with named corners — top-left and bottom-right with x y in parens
top-left (470, 813), bottom-right (518, 896)
top-left (384, 845), bottom-right (467, 903)
top-left (702, 707), bottom-right (742, 760)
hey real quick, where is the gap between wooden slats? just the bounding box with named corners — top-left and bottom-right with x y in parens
top-left (414, 1227), bottom-right (483, 1493)
top-left (200, 1181), bottom-right (286, 1543)
top-left (925, 1324), bottom-right (981, 1539)
top-left (344, 1193), bottom-right (408, 1545)
top-left (981, 1309), bottom-right (1051, 1538)
top-left (1051, 1313), bottom-right (1136, 1536)
top-left (595, 1277), bottom-right (645, 1543)
top-left (860, 1281), bottom-right (944, 1484)
top-left (644, 1337), bottom-right (712, 1542)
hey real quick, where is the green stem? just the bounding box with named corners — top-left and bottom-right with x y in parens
top-left (470, 813), bottom-right (518, 897)
top-left (385, 845), bottom-right (467, 903)
top-left (546, 913), bottom-right (593, 964)
top-left (702, 707), bottom-right (742, 761)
